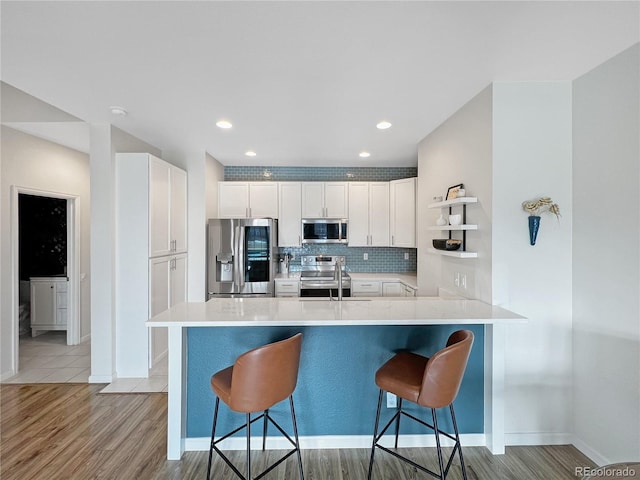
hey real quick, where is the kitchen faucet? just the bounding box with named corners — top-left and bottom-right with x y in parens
top-left (334, 257), bottom-right (343, 301)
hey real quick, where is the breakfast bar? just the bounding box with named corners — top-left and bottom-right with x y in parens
top-left (147, 296), bottom-right (525, 460)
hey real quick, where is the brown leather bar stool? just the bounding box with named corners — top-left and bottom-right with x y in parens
top-left (206, 333), bottom-right (304, 480)
top-left (367, 330), bottom-right (474, 480)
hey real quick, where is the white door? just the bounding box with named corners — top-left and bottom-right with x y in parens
top-left (301, 183), bottom-right (324, 218)
top-left (249, 183), bottom-right (279, 218)
top-left (149, 257), bottom-right (170, 367)
top-left (278, 183), bottom-right (302, 247)
top-left (348, 183), bottom-right (369, 246)
top-left (369, 182), bottom-right (390, 246)
top-left (149, 157), bottom-right (171, 257)
top-left (218, 182), bottom-right (249, 218)
top-left (324, 182), bottom-right (348, 218)
top-left (170, 167), bottom-right (188, 253)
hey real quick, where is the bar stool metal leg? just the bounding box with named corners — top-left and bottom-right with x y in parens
top-left (246, 413), bottom-right (251, 480)
top-left (289, 395), bottom-right (304, 480)
top-left (432, 408), bottom-right (445, 480)
top-left (367, 389), bottom-right (384, 480)
top-left (394, 398), bottom-right (403, 449)
top-left (207, 397), bottom-right (220, 480)
top-left (450, 404), bottom-right (468, 480)
top-left (262, 409), bottom-right (269, 451)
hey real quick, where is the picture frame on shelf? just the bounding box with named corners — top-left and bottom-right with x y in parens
top-left (446, 183), bottom-right (464, 200)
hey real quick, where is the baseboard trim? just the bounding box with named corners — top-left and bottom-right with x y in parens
top-left (505, 432), bottom-right (573, 446)
top-left (88, 374), bottom-right (113, 383)
top-left (0, 370), bottom-right (17, 382)
top-left (572, 437), bottom-right (612, 467)
top-left (80, 334), bottom-right (91, 344)
top-left (185, 433), bottom-right (487, 452)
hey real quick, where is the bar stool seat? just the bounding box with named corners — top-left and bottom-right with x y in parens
top-left (368, 330), bottom-right (474, 480)
top-left (207, 333), bottom-right (304, 480)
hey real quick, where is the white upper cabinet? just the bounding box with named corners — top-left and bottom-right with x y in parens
top-left (249, 183), bottom-right (279, 218)
top-left (348, 182), bottom-right (389, 247)
top-left (218, 182), bottom-right (278, 218)
top-left (389, 177), bottom-right (416, 248)
top-left (278, 182), bottom-right (302, 247)
top-left (170, 167), bottom-right (187, 253)
top-left (302, 182), bottom-right (348, 218)
top-left (148, 155), bottom-right (188, 258)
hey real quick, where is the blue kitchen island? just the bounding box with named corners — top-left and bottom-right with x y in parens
top-left (146, 296), bottom-right (525, 460)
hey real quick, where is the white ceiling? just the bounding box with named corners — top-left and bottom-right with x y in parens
top-left (1, 1), bottom-right (638, 166)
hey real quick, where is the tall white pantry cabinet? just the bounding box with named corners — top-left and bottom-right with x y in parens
top-left (116, 153), bottom-right (187, 378)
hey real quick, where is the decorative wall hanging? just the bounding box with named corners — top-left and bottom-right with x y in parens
top-left (521, 197), bottom-right (561, 245)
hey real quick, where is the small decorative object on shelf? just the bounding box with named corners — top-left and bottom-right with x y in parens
top-left (436, 213), bottom-right (447, 226)
top-left (522, 197), bottom-right (561, 246)
top-left (432, 239), bottom-right (462, 251)
top-left (446, 183), bottom-right (464, 200)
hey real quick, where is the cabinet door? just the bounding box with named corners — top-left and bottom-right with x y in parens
top-left (170, 167), bottom-right (188, 253)
top-left (149, 257), bottom-right (170, 367)
top-left (382, 282), bottom-right (403, 297)
top-left (218, 182), bottom-right (250, 218)
top-left (324, 182), bottom-right (348, 218)
top-left (369, 182), bottom-right (390, 246)
top-left (31, 280), bottom-right (55, 327)
top-left (278, 183), bottom-right (302, 247)
top-left (149, 157), bottom-right (172, 257)
top-left (301, 183), bottom-right (324, 218)
top-left (348, 183), bottom-right (369, 246)
top-left (390, 178), bottom-right (416, 248)
top-left (249, 183), bottom-right (279, 218)
top-left (170, 254), bottom-right (188, 307)
top-left (351, 280), bottom-right (382, 297)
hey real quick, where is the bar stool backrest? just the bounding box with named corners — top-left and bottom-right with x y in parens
top-left (230, 333), bottom-right (303, 412)
top-left (417, 330), bottom-right (474, 409)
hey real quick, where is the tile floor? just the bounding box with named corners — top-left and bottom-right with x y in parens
top-left (2, 331), bottom-right (168, 393)
top-left (3, 331), bottom-right (90, 384)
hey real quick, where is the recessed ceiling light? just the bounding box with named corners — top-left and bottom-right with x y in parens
top-left (110, 106), bottom-right (128, 116)
top-left (359, 151), bottom-right (371, 158)
top-left (245, 150), bottom-right (257, 157)
top-left (216, 120), bottom-right (233, 129)
top-left (376, 121), bottom-right (392, 130)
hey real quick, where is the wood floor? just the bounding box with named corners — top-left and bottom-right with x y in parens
top-left (0, 384), bottom-right (596, 480)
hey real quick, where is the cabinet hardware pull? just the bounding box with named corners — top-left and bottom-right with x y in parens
top-left (392, 235), bottom-right (395, 245)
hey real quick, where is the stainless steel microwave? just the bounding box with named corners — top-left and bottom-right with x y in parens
top-left (301, 219), bottom-right (348, 244)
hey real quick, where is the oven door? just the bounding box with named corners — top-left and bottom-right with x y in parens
top-left (299, 282), bottom-right (351, 298)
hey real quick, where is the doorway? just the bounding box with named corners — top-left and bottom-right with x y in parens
top-left (9, 186), bottom-right (82, 380)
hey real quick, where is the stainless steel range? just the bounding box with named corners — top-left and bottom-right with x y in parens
top-left (299, 255), bottom-right (351, 298)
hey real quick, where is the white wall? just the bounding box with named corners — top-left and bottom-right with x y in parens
top-left (417, 85), bottom-right (493, 302)
top-left (418, 81), bottom-right (574, 444)
top-left (0, 126), bottom-right (91, 378)
top-left (492, 83), bottom-right (573, 442)
top-left (572, 43), bottom-right (640, 465)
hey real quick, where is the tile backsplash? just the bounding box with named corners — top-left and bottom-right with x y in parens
top-left (224, 165), bottom-right (418, 273)
top-left (224, 166), bottom-right (417, 182)
top-left (279, 244), bottom-right (416, 273)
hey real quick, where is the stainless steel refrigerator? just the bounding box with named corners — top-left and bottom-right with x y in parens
top-left (207, 218), bottom-right (278, 299)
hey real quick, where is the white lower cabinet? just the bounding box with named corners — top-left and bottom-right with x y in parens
top-left (30, 277), bottom-right (68, 336)
top-left (275, 279), bottom-right (300, 297)
top-left (351, 280), bottom-right (382, 297)
top-left (149, 254), bottom-right (187, 367)
top-left (382, 282), bottom-right (403, 297)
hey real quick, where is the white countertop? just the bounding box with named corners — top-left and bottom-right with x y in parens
top-left (147, 296), bottom-right (525, 327)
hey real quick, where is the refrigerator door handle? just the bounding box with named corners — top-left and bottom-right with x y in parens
top-left (237, 226), bottom-right (246, 288)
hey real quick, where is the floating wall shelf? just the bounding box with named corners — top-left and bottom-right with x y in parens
top-left (428, 196), bottom-right (478, 258)
top-left (426, 248), bottom-right (478, 258)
